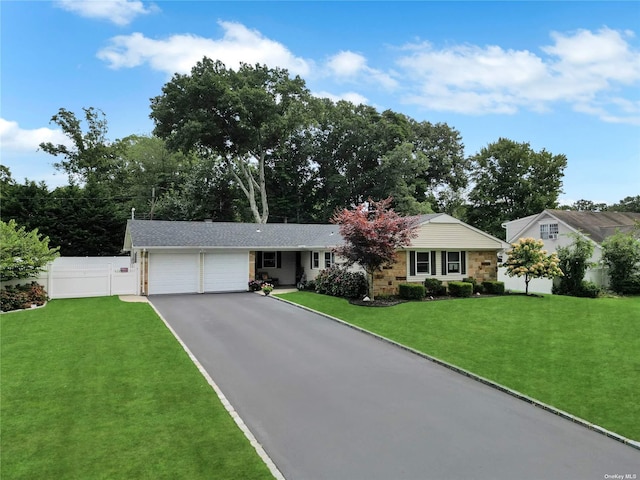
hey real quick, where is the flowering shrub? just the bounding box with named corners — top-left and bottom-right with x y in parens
top-left (314, 266), bottom-right (368, 299)
top-left (1, 282), bottom-right (48, 312)
top-left (261, 283), bottom-right (274, 295)
top-left (505, 238), bottom-right (563, 295)
top-left (248, 280), bottom-right (262, 291)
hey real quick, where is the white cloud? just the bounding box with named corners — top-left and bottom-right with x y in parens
top-left (0, 118), bottom-right (71, 153)
top-left (326, 51), bottom-right (398, 90)
top-left (56, 0), bottom-right (157, 26)
top-left (97, 21), bottom-right (312, 76)
top-left (397, 28), bottom-right (640, 123)
top-left (313, 91), bottom-right (369, 105)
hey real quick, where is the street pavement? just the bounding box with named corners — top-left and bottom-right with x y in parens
top-left (150, 293), bottom-right (639, 480)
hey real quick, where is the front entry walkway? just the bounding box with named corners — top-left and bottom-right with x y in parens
top-left (150, 293), bottom-right (638, 480)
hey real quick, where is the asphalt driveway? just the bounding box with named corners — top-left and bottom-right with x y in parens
top-left (150, 293), bottom-right (638, 480)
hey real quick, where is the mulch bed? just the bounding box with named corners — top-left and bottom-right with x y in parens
top-left (349, 293), bottom-right (507, 307)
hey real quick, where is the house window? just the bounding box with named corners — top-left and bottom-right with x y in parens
top-left (311, 252), bottom-right (319, 269)
top-left (540, 223), bottom-right (559, 240)
top-left (416, 252), bottom-right (430, 273)
top-left (324, 252), bottom-right (335, 268)
top-left (447, 251), bottom-right (461, 273)
top-left (262, 252), bottom-right (276, 268)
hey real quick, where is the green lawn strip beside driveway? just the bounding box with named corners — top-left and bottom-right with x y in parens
top-left (0, 297), bottom-right (274, 480)
top-left (278, 292), bottom-right (640, 441)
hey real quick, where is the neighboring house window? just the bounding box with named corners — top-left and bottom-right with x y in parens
top-left (311, 251), bottom-right (319, 269)
top-left (324, 252), bottom-right (335, 268)
top-left (540, 223), bottom-right (559, 239)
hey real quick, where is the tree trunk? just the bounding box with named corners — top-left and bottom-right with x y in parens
top-left (226, 155), bottom-right (269, 223)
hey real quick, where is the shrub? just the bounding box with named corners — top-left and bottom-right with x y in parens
top-left (424, 278), bottom-right (446, 296)
top-left (482, 281), bottom-right (505, 295)
top-left (248, 280), bottom-right (262, 291)
top-left (398, 283), bottom-right (425, 300)
top-left (463, 277), bottom-right (484, 294)
top-left (576, 281), bottom-right (601, 298)
top-left (0, 282), bottom-right (48, 312)
top-left (617, 276), bottom-right (640, 295)
top-left (314, 267), bottom-right (368, 299)
top-left (448, 281), bottom-right (473, 298)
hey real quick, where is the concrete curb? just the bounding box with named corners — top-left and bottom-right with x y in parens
top-left (147, 301), bottom-right (286, 480)
top-left (272, 294), bottom-right (640, 452)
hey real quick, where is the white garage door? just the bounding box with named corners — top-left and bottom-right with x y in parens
top-left (149, 252), bottom-right (199, 294)
top-left (204, 252), bottom-right (248, 292)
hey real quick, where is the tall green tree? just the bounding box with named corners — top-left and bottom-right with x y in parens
top-left (609, 195), bottom-right (640, 213)
top-left (39, 107), bottom-right (123, 184)
top-left (466, 138), bottom-right (567, 238)
top-left (153, 155), bottom-right (251, 222)
top-left (150, 58), bottom-right (313, 223)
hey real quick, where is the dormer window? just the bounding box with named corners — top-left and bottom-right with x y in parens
top-left (540, 223), bottom-right (559, 240)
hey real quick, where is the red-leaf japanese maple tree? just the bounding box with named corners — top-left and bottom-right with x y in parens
top-left (332, 197), bottom-right (420, 300)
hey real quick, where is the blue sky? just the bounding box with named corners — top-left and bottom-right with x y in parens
top-left (1, 1), bottom-right (639, 205)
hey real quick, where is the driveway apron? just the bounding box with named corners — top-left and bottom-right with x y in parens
top-left (149, 293), bottom-right (638, 480)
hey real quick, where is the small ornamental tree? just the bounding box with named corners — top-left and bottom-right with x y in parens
top-left (0, 220), bottom-right (60, 282)
top-left (504, 237), bottom-right (563, 295)
top-left (331, 197), bottom-right (420, 300)
top-left (601, 230), bottom-right (640, 295)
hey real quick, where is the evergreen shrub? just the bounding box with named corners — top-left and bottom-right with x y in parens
top-left (448, 281), bottom-right (473, 298)
top-left (398, 283), bottom-right (425, 300)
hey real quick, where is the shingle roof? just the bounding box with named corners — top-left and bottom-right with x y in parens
top-left (547, 210), bottom-right (640, 244)
top-left (125, 220), bottom-right (344, 249)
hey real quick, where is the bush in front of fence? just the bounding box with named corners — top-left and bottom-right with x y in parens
top-left (1, 282), bottom-right (48, 312)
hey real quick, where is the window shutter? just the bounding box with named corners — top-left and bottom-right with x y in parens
top-left (277, 251), bottom-right (282, 269)
top-left (409, 251), bottom-right (415, 276)
top-left (257, 251), bottom-right (263, 269)
top-left (461, 251), bottom-right (466, 275)
top-left (430, 251), bottom-right (436, 275)
top-left (441, 251), bottom-right (447, 275)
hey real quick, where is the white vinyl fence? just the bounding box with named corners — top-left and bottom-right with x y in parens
top-left (1, 257), bottom-right (137, 299)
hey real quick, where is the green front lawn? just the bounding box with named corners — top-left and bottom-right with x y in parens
top-left (278, 292), bottom-right (640, 440)
top-left (1, 297), bottom-right (273, 480)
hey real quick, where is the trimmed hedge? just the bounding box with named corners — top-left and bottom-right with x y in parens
top-left (463, 277), bottom-right (484, 294)
top-left (314, 267), bottom-right (368, 299)
top-left (424, 278), bottom-right (447, 296)
top-left (1, 282), bottom-right (48, 312)
top-left (398, 283), bottom-right (425, 300)
top-left (448, 281), bottom-right (473, 298)
top-left (482, 281), bottom-right (505, 295)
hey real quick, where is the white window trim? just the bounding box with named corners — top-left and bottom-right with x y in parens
top-left (447, 251), bottom-right (461, 274)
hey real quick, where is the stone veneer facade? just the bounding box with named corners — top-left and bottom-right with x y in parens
top-left (249, 251), bottom-right (256, 281)
top-left (372, 250), bottom-right (498, 296)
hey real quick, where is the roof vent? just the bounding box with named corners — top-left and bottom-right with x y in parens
top-left (204, 219), bottom-right (213, 223)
